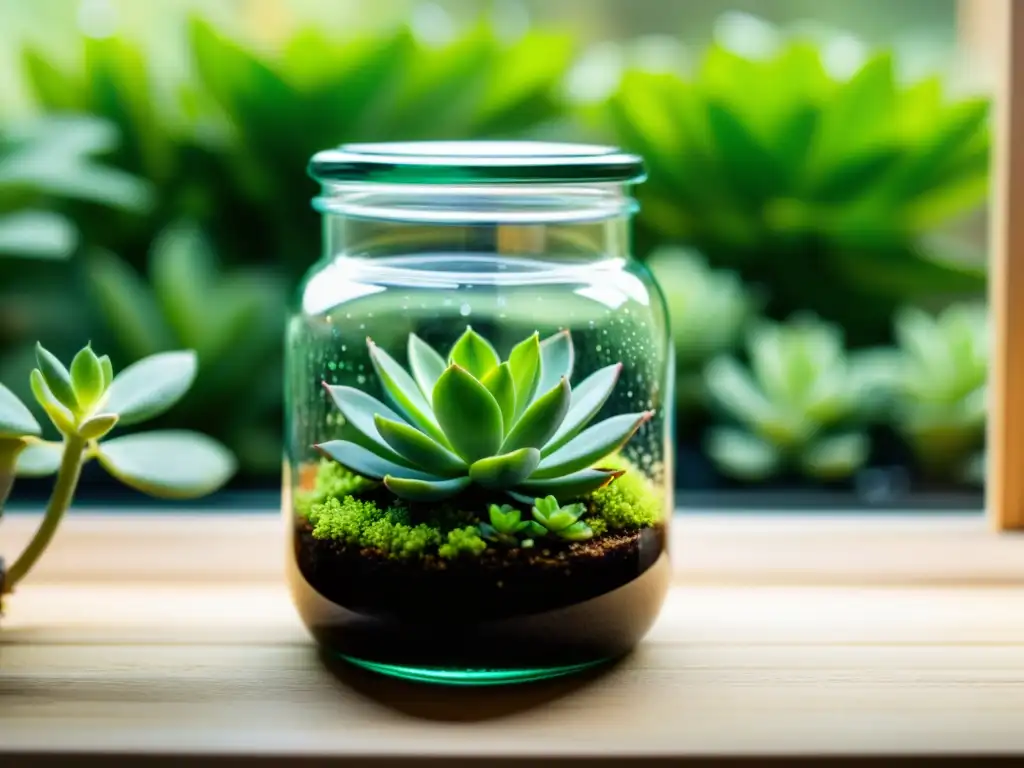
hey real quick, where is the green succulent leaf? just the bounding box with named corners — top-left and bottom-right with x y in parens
top-left (77, 412), bottom-right (119, 440)
top-left (383, 474), bottom-right (472, 502)
top-left (516, 467), bottom-right (623, 499)
top-left (407, 333), bottom-right (447, 399)
top-left (317, 439), bottom-right (435, 481)
top-left (706, 427), bottom-right (781, 481)
top-left (488, 503), bottom-right (521, 532)
top-left (432, 364), bottom-right (504, 462)
top-left (800, 432), bottom-right (869, 480)
top-left (15, 440), bottom-right (62, 477)
top-left (373, 414), bottom-right (466, 477)
top-left (557, 520), bottom-right (594, 541)
top-left (501, 377), bottom-right (571, 453)
top-left (448, 326), bottom-right (500, 380)
top-left (537, 330), bottom-right (573, 395)
top-left (368, 340), bottom-right (448, 445)
top-left (0, 382), bottom-right (41, 437)
top-left (104, 350), bottom-right (198, 426)
top-left (97, 430), bottom-right (236, 498)
top-left (30, 368), bottom-right (75, 434)
top-left (70, 345), bottom-right (106, 410)
top-left (469, 447), bottom-right (541, 489)
top-left (544, 363), bottom-right (623, 454)
top-left (481, 362), bottom-right (516, 432)
top-left (35, 343), bottom-right (78, 412)
top-left (533, 411), bottom-right (652, 479)
top-left (508, 332), bottom-right (541, 418)
top-left (98, 354), bottom-right (114, 390)
top-left (322, 384), bottom-right (410, 465)
top-left (531, 496), bottom-right (586, 531)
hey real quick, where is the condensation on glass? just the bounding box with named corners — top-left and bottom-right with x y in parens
top-left (285, 142), bottom-right (673, 685)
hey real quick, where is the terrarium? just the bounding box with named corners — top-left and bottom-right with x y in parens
top-left (285, 141), bottom-right (673, 685)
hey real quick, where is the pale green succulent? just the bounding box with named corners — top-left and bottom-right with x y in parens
top-left (704, 315), bottom-right (880, 481)
top-left (869, 304), bottom-right (988, 479)
top-left (478, 503), bottom-right (545, 547)
top-left (530, 495), bottom-right (593, 542)
top-left (317, 327), bottom-right (653, 502)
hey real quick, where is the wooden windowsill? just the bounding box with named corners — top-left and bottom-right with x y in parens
top-left (1, 510), bottom-right (1023, 763)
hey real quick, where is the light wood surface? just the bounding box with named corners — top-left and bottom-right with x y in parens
top-left (989, 0), bottom-right (1024, 530)
top-left (1, 512), bottom-right (1024, 764)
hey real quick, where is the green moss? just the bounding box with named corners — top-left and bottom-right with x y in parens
top-left (586, 517), bottom-right (609, 537)
top-left (296, 460), bottom-right (375, 518)
top-left (310, 495), bottom-right (445, 560)
top-left (438, 526), bottom-right (488, 560)
top-left (587, 455), bottom-right (662, 530)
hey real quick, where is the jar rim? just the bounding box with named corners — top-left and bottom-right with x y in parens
top-left (308, 140), bottom-right (646, 185)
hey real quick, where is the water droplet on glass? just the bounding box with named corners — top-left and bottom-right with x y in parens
top-left (459, 303), bottom-right (471, 317)
top-left (357, 375), bottom-right (367, 385)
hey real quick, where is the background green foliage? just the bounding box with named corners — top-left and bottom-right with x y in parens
top-left (0, 8), bottom-right (992, 492)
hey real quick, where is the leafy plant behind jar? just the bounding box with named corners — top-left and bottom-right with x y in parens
top-left (318, 327), bottom-right (653, 502)
top-left (84, 222), bottom-right (287, 475)
top-left (0, 115), bottom-right (153, 414)
top-left (646, 245), bottom-right (760, 423)
top-left (704, 314), bottom-right (884, 482)
top-left (604, 41), bottom-right (989, 346)
top-left (0, 342), bottom-right (234, 600)
top-left (865, 303), bottom-right (988, 482)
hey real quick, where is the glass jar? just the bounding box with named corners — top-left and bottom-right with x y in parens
top-left (285, 141), bottom-right (673, 685)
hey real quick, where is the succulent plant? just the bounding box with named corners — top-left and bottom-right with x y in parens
top-left (478, 503), bottom-right (546, 547)
top-left (530, 495), bottom-right (593, 542)
top-left (318, 327), bottom-right (653, 503)
top-left (866, 304), bottom-right (988, 479)
top-left (0, 342), bottom-right (235, 597)
top-left (605, 39), bottom-right (989, 346)
top-left (704, 315), bottom-right (880, 482)
top-left (646, 246), bottom-right (760, 418)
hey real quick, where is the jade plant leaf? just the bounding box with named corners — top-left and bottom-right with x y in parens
top-left (538, 330), bottom-right (574, 395)
top-left (373, 415), bottom-right (466, 477)
top-left (407, 333), bottom-right (447, 399)
top-left (705, 427), bottom-right (781, 481)
top-left (69, 345), bottom-right (105, 410)
top-left (30, 369), bottom-right (75, 434)
top-left (35, 343), bottom-right (78, 413)
top-left (448, 327), bottom-right (500, 380)
top-left (99, 354), bottom-right (114, 389)
top-left (0, 382), bottom-right (41, 437)
top-left (481, 362), bottom-right (516, 431)
top-left (316, 440), bottom-right (433, 481)
top-left (533, 411), bottom-right (652, 479)
top-left (0, 438), bottom-right (27, 508)
top-left (432, 364), bottom-right (504, 462)
top-left (15, 440), bottom-right (62, 477)
top-left (368, 340), bottom-right (448, 445)
top-left (516, 467), bottom-right (624, 499)
top-left (544, 363), bottom-right (622, 454)
top-left (468, 447), bottom-right (540, 489)
top-left (501, 377), bottom-right (571, 453)
top-left (97, 430), bottom-right (236, 498)
top-left (382, 474), bottom-right (472, 502)
top-left (77, 413), bottom-right (119, 440)
top-left (558, 520), bottom-right (594, 541)
top-left (508, 332), bottom-right (541, 418)
top-left (322, 384), bottom-right (409, 465)
top-left (104, 350), bottom-right (198, 426)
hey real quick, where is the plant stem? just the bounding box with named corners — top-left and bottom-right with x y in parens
top-left (4, 434), bottom-right (86, 594)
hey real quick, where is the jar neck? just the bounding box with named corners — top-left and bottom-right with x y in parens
top-left (315, 182), bottom-right (635, 263)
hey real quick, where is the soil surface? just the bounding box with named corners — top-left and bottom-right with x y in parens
top-left (294, 519), bottom-right (666, 622)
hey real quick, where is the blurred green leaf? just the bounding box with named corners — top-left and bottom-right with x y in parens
top-left (104, 350), bottom-right (198, 427)
top-left (97, 430), bottom-right (236, 498)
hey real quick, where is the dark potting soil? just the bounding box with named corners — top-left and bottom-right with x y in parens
top-left (294, 518), bottom-right (667, 623)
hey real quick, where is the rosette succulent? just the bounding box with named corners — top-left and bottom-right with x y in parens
top-left (317, 327), bottom-right (653, 502)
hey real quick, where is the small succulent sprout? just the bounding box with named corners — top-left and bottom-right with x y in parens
top-left (1, 342), bottom-right (236, 595)
top-left (704, 315), bottom-right (875, 482)
top-left (317, 327), bottom-right (651, 502)
top-left (478, 502), bottom-right (546, 546)
top-left (530, 495), bottom-right (593, 541)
